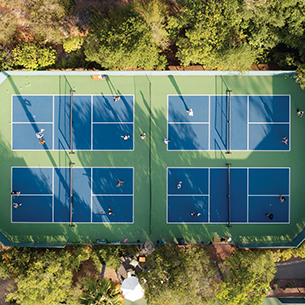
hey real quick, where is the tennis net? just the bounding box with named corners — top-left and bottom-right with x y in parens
top-left (69, 162), bottom-right (74, 227)
top-left (226, 163), bottom-right (231, 227)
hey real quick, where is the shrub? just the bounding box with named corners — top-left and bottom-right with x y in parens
top-left (91, 245), bottom-right (140, 270)
top-left (12, 42), bottom-right (57, 70)
top-left (63, 36), bottom-right (84, 53)
top-left (70, 245), bottom-right (91, 271)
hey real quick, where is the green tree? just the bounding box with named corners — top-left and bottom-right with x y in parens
top-left (0, 46), bottom-right (15, 71)
top-left (12, 42), bottom-right (57, 70)
top-left (2, 0), bottom-right (74, 43)
top-left (70, 245), bottom-right (91, 271)
top-left (135, 0), bottom-right (170, 50)
top-left (5, 249), bottom-right (80, 305)
top-left (84, 5), bottom-right (167, 70)
top-left (0, 11), bottom-right (18, 44)
top-left (216, 249), bottom-right (276, 305)
top-left (167, 0), bottom-right (255, 70)
top-left (91, 245), bottom-right (140, 270)
top-left (139, 245), bottom-right (219, 305)
top-left (64, 36), bottom-right (84, 53)
top-left (79, 278), bottom-right (123, 305)
top-left (0, 247), bottom-right (37, 279)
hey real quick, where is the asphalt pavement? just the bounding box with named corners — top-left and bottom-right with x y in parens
top-left (274, 260), bottom-right (305, 280)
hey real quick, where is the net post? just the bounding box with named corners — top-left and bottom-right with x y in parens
top-left (226, 163), bottom-right (231, 227)
top-left (69, 162), bottom-right (75, 227)
top-left (226, 90), bottom-right (232, 154)
top-left (70, 89), bottom-right (75, 154)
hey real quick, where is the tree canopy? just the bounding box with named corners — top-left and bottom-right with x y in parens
top-left (84, 5), bottom-right (167, 70)
top-left (139, 245), bottom-right (219, 305)
top-left (1, 0), bottom-right (305, 79)
top-left (216, 249), bottom-right (277, 305)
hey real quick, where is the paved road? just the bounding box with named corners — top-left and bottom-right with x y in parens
top-left (274, 260), bottom-right (305, 279)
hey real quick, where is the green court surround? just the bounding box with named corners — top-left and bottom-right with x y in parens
top-left (1, 71), bottom-right (305, 248)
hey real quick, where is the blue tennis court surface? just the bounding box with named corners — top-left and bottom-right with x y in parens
top-left (11, 167), bottom-right (134, 223)
top-left (11, 95), bottom-right (134, 150)
top-left (167, 95), bottom-right (290, 151)
top-left (167, 167), bottom-right (290, 224)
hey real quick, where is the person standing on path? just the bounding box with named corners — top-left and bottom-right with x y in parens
top-left (297, 109), bottom-right (304, 117)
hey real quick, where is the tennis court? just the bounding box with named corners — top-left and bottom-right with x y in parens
top-left (167, 167), bottom-right (290, 224)
top-left (11, 166), bottom-right (134, 223)
top-left (167, 95), bottom-right (290, 151)
top-left (11, 94), bottom-right (134, 150)
top-left (1, 71), bottom-right (305, 248)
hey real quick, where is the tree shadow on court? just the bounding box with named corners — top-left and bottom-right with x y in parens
top-left (104, 77), bottom-right (120, 96)
top-left (0, 132), bottom-right (45, 244)
top-left (168, 75), bottom-right (192, 111)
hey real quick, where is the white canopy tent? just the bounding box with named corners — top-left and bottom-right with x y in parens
top-left (121, 277), bottom-right (144, 302)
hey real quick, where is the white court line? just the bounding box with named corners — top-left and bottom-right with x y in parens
top-left (168, 194), bottom-right (209, 197)
top-left (52, 168), bottom-right (54, 223)
top-left (247, 168), bottom-right (249, 223)
top-left (247, 95), bottom-right (249, 151)
top-left (12, 122), bottom-right (53, 124)
top-left (249, 122), bottom-right (289, 125)
top-left (132, 96), bottom-right (135, 155)
top-left (248, 194), bottom-right (289, 196)
top-left (166, 168), bottom-right (168, 223)
top-left (10, 167), bottom-right (13, 223)
top-left (208, 95), bottom-right (211, 150)
top-left (91, 95), bottom-right (93, 150)
top-left (17, 194), bottom-right (53, 196)
top-left (289, 167), bottom-right (291, 223)
top-left (289, 95), bottom-right (291, 151)
top-left (132, 167), bottom-right (135, 223)
top-left (93, 194), bottom-right (133, 197)
top-left (168, 122), bottom-right (209, 124)
top-left (91, 167), bottom-right (93, 223)
top-left (208, 167), bottom-right (210, 223)
top-left (92, 121), bottom-right (134, 124)
top-left (52, 95), bottom-right (55, 150)
top-left (167, 96), bottom-right (169, 152)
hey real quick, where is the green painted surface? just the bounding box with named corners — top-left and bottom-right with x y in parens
top-left (1, 73), bottom-right (305, 246)
top-left (124, 298), bottom-right (147, 305)
top-left (263, 298), bottom-right (282, 305)
top-left (263, 298), bottom-right (305, 304)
